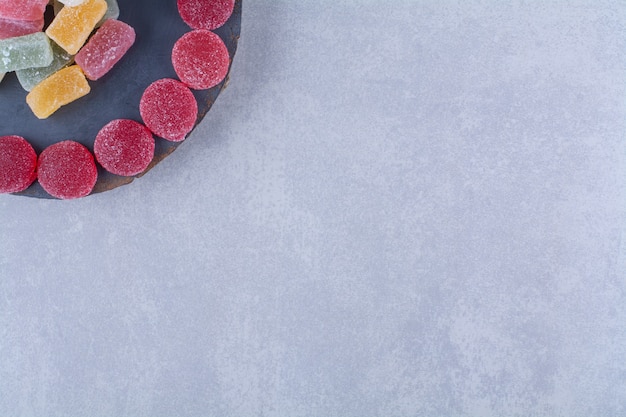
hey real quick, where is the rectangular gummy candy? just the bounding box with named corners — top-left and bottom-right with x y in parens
top-left (26, 65), bottom-right (91, 119)
top-left (56, 0), bottom-right (120, 29)
top-left (0, 31), bottom-right (53, 72)
top-left (46, 0), bottom-right (107, 55)
top-left (75, 19), bottom-right (134, 80)
top-left (0, 0), bottom-right (48, 21)
top-left (0, 16), bottom-right (44, 40)
top-left (17, 41), bottom-right (74, 91)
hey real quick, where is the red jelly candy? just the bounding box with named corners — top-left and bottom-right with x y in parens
top-left (0, 0), bottom-right (48, 21)
top-left (38, 141), bottom-right (98, 199)
top-left (177, 0), bottom-right (234, 31)
top-left (75, 19), bottom-right (136, 81)
top-left (0, 16), bottom-right (43, 40)
top-left (0, 135), bottom-right (37, 194)
top-left (172, 29), bottom-right (229, 90)
top-left (94, 119), bottom-right (155, 176)
top-left (139, 78), bottom-right (198, 142)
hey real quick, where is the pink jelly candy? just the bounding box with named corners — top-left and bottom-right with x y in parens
top-left (172, 29), bottom-right (229, 90)
top-left (139, 78), bottom-right (198, 142)
top-left (94, 119), bottom-right (155, 176)
top-left (37, 140), bottom-right (98, 199)
top-left (75, 19), bottom-right (136, 81)
top-left (0, 17), bottom-right (43, 40)
top-left (177, 0), bottom-right (234, 30)
top-left (0, 135), bottom-right (37, 193)
top-left (0, 0), bottom-right (48, 21)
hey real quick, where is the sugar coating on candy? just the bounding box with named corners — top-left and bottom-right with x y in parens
top-left (177, 0), bottom-right (234, 30)
top-left (0, 135), bottom-right (37, 194)
top-left (26, 65), bottom-right (91, 119)
top-left (0, 17), bottom-right (44, 40)
top-left (46, 0), bottom-right (107, 55)
top-left (53, 0), bottom-right (119, 27)
top-left (172, 29), bottom-right (229, 90)
top-left (0, 0), bottom-right (48, 21)
top-left (17, 40), bottom-right (73, 91)
top-left (140, 78), bottom-right (198, 142)
top-left (75, 19), bottom-right (135, 81)
top-left (37, 140), bottom-right (97, 199)
top-left (0, 31), bottom-right (53, 72)
top-left (94, 119), bottom-right (155, 176)
top-left (57, 0), bottom-right (88, 6)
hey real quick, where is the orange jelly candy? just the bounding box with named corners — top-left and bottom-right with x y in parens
top-left (45, 0), bottom-right (107, 55)
top-left (26, 65), bottom-right (91, 119)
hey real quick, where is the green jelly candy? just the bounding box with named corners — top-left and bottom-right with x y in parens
top-left (101, 0), bottom-right (120, 24)
top-left (17, 41), bottom-right (74, 91)
top-left (0, 32), bottom-right (53, 73)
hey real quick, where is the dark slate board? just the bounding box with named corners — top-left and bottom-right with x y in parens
top-left (3, 0), bottom-right (242, 199)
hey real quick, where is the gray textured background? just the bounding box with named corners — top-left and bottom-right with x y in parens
top-left (1, 1), bottom-right (625, 416)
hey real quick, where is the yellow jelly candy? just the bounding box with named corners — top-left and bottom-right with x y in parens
top-left (45, 0), bottom-right (107, 55)
top-left (26, 65), bottom-right (91, 119)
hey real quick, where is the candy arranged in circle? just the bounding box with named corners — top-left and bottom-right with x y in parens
top-left (1, 0), bottom-right (240, 198)
top-left (172, 29), bottom-right (229, 90)
top-left (0, 135), bottom-right (37, 193)
top-left (94, 119), bottom-right (155, 176)
top-left (140, 78), bottom-right (198, 142)
top-left (37, 140), bottom-right (98, 199)
top-left (177, 0), bottom-right (235, 30)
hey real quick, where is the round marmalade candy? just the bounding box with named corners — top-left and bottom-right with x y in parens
top-left (4, 0), bottom-right (241, 199)
top-left (38, 141), bottom-right (98, 199)
top-left (139, 78), bottom-right (198, 142)
top-left (94, 119), bottom-right (155, 176)
top-left (172, 29), bottom-right (230, 90)
top-left (177, 0), bottom-right (234, 30)
top-left (0, 135), bottom-right (37, 194)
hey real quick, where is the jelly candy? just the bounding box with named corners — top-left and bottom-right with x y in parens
top-left (0, 16), bottom-right (43, 39)
top-left (46, 0), bottom-right (107, 55)
top-left (0, 0), bottom-right (48, 22)
top-left (56, 0), bottom-right (119, 26)
top-left (56, 0), bottom-right (88, 6)
top-left (26, 65), bottom-right (91, 119)
top-left (177, 0), bottom-right (234, 30)
top-left (172, 29), bottom-right (229, 90)
top-left (17, 40), bottom-right (73, 91)
top-left (37, 140), bottom-right (97, 199)
top-left (75, 19), bottom-right (135, 81)
top-left (140, 78), bottom-right (198, 142)
top-left (94, 119), bottom-right (155, 176)
top-left (0, 135), bottom-right (37, 194)
top-left (0, 31), bottom-right (52, 72)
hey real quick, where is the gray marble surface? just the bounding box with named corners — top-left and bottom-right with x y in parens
top-left (1, 1), bottom-right (625, 416)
